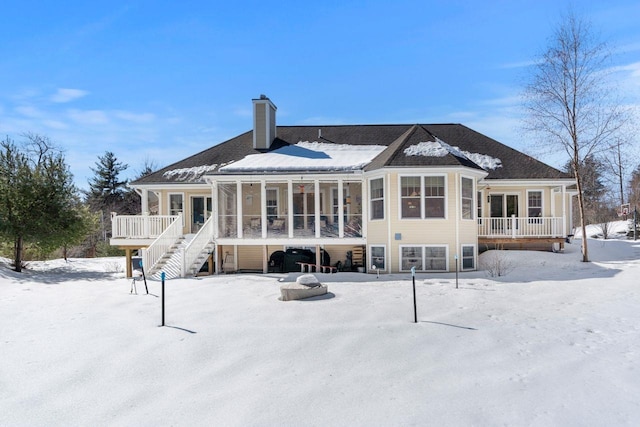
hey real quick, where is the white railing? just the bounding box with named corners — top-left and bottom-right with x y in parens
top-left (142, 214), bottom-right (183, 274)
top-left (111, 214), bottom-right (179, 239)
top-left (181, 215), bottom-right (215, 277)
top-left (478, 216), bottom-right (563, 238)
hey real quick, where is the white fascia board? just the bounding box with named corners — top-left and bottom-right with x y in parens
top-left (479, 178), bottom-right (576, 187)
top-left (129, 182), bottom-right (212, 191)
top-left (204, 171), bottom-right (364, 183)
top-left (383, 166), bottom-right (489, 179)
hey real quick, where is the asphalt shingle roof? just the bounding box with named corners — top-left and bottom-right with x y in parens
top-left (132, 124), bottom-right (571, 185)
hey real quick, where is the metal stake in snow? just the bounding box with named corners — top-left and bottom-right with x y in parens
top-left (454, 254), bottom-right (459, 289)
top-left (411, 266), bottom-right (417, 323)
top-left (161, 271), bottom-right (166, 327)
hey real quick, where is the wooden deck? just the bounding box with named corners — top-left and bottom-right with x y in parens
top-left (478, 237), bottom-right (566, 252)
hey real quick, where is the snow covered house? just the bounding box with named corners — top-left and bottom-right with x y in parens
top-left (111, 95), bottom-right (576, 278)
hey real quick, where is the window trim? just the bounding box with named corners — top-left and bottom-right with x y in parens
top-left (398, 174), bottom-right (447, 220)
top-left (399, 244), bottom-right (449, 272)
top-left (266, 187), bottom-right (279, 222)
top-left (461, 176), bottom-right (474, 220)
top-left (369, 177), bottom-right (385, 221)
top-left (526, 189), bottom-right (544, 218)
top-left (369, 244), bottom-right (386, 271)
top-left (168, 192), bottom-right (185, 225)
top-left (460, 244), bottom-right (476, 271)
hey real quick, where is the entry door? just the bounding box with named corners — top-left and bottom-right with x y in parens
top-left (490, 194), bottom-right (518, 231)
top-left (191, 196), bottom-right (212, 233)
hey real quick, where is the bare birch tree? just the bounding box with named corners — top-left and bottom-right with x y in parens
top-left (523, 10), bottom-right (625, 262)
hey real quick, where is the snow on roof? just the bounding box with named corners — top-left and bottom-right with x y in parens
top-left (218, 141), bottom-right (387, 173)
top-left (162, 164), bottom-right (219, 182)
top-left (404, 139), bottom-right (502, 170)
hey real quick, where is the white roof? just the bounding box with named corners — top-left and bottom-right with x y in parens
top-left (219, 141), bottom-right (387, 173)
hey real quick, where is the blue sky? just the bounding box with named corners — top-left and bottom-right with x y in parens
top-left (1, 0), bottom-right (639, 189)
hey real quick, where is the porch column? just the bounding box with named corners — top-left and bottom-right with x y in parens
top-left (263, 245), bottom-right (268, 274)
top-left (316, 244), bottom-right (321, 267)
top-left (261, 180), bottom-right (267, 238)
top-left (212, 181), bottom-right (219, 239)
top-left (236, 181), bottom-right (243, 238)
top-left (314, 180), bottom-right (321, 238)
top-left (338, 179), bottom-right (344, 238)
top-left (125, 248), bottom-right (133, 278)
top-left (287, 180), bottom-right (294, 238)
top-left (141, 189), bottom-right (149, 214)
top-left (361, 176), bottom-right (368, 238)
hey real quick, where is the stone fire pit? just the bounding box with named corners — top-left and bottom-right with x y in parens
top-left (280, 274), bottom-right (328, 301)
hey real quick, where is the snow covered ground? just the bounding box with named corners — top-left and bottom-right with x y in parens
top-left (1, 222), bottom-right (639, 426)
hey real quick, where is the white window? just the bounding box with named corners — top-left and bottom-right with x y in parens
top-left (370, 178), bottom-right (384, 220)
top-left (461, 177), bottom-right (473, 219)
top-left (425, 246), bottom-right (447, 271)
top-left (169, 193), bottom-right (183, 217)
top-left (527, 190), bottom-right (543, 217)
top-left (400, 245), bottom-right (448, 272)
top-left (400, 175), bottom-right (446, 219)
top-left (401, 246), bottom-right (423, 271)
top-left (424, 176), bottom-right (445, 218)
top-left (266, 188), bottom-right (279, 222)
top-left (400, 177), bottom-right (421, 218)
top-left (370, 245), bottom-right (386, 270)
top-left (461, 245), bottom-right (475, 270)
top-left (477, 191), bottom-right (483, 220)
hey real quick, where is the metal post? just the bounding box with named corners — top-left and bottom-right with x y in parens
top-left (161, 271), bottom-right (166, 327)
top-left (411, 266), bottom-right (417, 323)
top-left (635, 206), bottom-right (637, 241)
top-left (455, 254), bottom-right (459, 289)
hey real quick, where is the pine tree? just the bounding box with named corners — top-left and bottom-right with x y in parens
top-left (86, 151), bottom-right (129, 214)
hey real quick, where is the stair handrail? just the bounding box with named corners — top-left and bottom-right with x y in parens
top-left (181, 215), bottom-right (215, 277)
top-left (143, 213), bottom-right (183, 275)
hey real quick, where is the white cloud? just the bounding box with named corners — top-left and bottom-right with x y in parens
top-left (114, 110), bottom-right (155, 123)
top-left (233, 107), bottom-right (252, 117)
top-left (15, 105), bottom-right (43, 118)
top-left (51, 88), bottom-right (89, 103)
top-left (43, 120), bottom-right (68, 130)
top-left (67, 109), bottom-right (109, 125)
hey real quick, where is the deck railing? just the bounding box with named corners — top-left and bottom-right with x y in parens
top-left (181, 215), bottom-right (214, 277)
top-left (111, 214), bottom-right (179, 239)
top-left (478, 216), bottom-right (563, 238)
top-left (142, 214), bottom-right (183, 274)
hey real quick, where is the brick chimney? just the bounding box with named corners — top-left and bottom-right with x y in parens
top-left (252, 95), bottom-right (277, 150)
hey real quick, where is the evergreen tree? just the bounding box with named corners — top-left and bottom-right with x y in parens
top-left (0, 135), bottom-right (87, 272)
top-left (86, 151), bottom-right (129, 214)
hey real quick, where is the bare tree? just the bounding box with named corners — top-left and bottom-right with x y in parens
top-left (523, 10), bottom-right (626, 262)
top-left (603, 135), bottom-right (637, 207)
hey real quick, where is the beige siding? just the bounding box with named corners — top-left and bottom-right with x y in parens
top-left (155, 187), bottom-right (212, 234)
top-left (237, 246), bottom-right (264, 271)
top-left (365, 171), bottom-right (477, 272)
